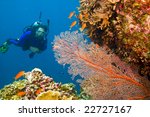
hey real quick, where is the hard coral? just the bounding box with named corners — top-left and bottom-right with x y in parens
top-left (36, 90), bottom-right (60, 100)
top-left (36, 89), bottom-right (77, 100)
top-left (0, 68), bottom-right (82, 100)
top-left (0, 80), bottom-right (27, 100)
top-left (23, 68), bottom-right (79, 100)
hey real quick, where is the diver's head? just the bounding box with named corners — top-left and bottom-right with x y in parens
top-left (35, 27), bottom-right (45, 38)
top-left (35, 26), bottom-right (47, 39)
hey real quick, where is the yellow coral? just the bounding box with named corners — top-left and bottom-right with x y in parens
top-left (62, 95), bottom-right (74, 100)
top-left (36, 90), bottom-right (60, 100)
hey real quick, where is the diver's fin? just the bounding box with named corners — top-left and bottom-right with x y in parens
top-left (0, 41), bottom-right (9, 53)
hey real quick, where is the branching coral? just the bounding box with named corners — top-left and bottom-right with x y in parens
top-left (53, 31), bottom-right (150, 99)
top-left (0, 68), bottom-right (82, 100)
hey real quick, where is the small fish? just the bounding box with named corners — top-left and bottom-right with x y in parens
top-left (68, 11), bottom-right (75, 19)
top-left (17, 91), bottom-right (26, 97)
top-left (78, 13), bottom-right (83, 20)
top-left (79, 23), bottom-right (86, 32)
top-left (53, 45), bottom-right (59, 50)
top-left (15, 71), bottom-right (25, 80)
top-left (69, 21), bottom-right (77, 30)
top-left (35, 88), bottom-right (42, 95)
top-left (83, 12), bottom-right (89, 19)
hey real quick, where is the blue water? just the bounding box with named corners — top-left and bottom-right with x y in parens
top-left (0, 0), bottom-right (80, 91)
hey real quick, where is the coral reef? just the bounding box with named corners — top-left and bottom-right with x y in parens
top-left (0, 80), bottom-right (27, 100)
top-left (36, 90), bottom-right (61, 100)
top-left (112, 0), bottom-right (150, 77)
top-left (0, 68), bottom-right (85, 100)
top-left (78, 0), bottom-right (120, 41)
top-left (78, 0), bottom-right (150, 77)
top-left (53, 31), bottom-right (150, 99)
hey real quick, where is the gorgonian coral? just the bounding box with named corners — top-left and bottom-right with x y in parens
top-left (53, 31), bottom-right (150, 99)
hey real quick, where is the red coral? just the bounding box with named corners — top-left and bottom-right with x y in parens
top-left (53, 31), bottom-right (150, 99)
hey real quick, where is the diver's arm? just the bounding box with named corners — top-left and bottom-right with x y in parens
top-left (18, 31), bottom-right (32, 46)
top-left (7, 31), bottom-right (32, 46)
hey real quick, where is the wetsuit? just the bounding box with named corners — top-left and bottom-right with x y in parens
top-left (8, 30), bottom-right (47, 58)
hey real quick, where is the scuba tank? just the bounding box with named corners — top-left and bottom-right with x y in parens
top-left (23, 12), bottom-right (42, 33)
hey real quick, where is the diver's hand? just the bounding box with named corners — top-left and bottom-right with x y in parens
top-left (29, 46), bottom-right (40, 53)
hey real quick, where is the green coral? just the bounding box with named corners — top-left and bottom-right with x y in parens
top-left (0, 79), bottom-right (27, 100)
top-left (12, 79), bottom-right (28, 90)
top-left (78, 89), bottom-right (91, 100)
top-left (61, 83), bottom-right (75, 91)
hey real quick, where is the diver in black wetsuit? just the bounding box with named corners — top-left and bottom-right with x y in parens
top-left (0, 13), bottom-right (49, 58)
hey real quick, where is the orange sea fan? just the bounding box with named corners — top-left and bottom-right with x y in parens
top-left (53, 31), bottom-right (150, 99)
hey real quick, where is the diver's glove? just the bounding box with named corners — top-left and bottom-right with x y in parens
top-left (0, 41), bottom-right (9, 53)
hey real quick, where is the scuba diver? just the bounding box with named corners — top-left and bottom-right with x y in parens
top-left (0, 12), bottom-right (49, 58)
